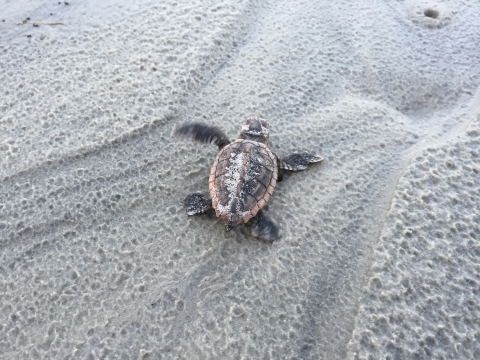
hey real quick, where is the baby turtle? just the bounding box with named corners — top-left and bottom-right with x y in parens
top-left (172, 118), bottom-right (323, 241)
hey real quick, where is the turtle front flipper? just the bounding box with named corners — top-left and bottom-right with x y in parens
top-left (183, 193), bottom-right (212, 215)
top-left (172, 122), bottom-right (231, 150)
top-left (277, 153), bottom-right (323, 171)
top-left (251, 210), bottom-right (279, 242)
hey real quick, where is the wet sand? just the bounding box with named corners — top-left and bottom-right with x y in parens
top-left (1, 0), bottom-right (479, 358)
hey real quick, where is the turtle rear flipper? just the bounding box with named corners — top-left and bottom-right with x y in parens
top-left (183, 193), bottom-right (212, 215)
top-left (172, 122), bottom-right (231, 150)
top-left (251, 210), bottom-right (279, 242)
top-left (277, 153), bottom-right (323, 171)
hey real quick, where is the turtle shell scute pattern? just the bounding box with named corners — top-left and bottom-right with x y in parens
top-left (209, 139), bottom-right (278, 226)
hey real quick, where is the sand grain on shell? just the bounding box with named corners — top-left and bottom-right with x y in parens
top-left (214, 151), bottom-right (254, 221)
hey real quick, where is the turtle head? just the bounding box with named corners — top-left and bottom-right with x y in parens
top-left (239, 118), bottom-right (270, 144)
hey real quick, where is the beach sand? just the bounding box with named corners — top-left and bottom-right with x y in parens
top-left (1, 0), bottom-right (479, 358)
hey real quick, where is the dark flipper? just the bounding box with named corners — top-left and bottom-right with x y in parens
top-left (277, 153), bottom-right (323, 171)
top-left (172, 122), bottom-right (231, 150)
top-left (251, 210), bottom-right (279, 242)
top-left (183, 193), bottom-right (212, 215)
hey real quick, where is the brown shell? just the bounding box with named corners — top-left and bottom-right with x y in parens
top-left (209, 139), bottom-right (278, 226)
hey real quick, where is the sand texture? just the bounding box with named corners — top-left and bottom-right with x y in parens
top-left (347, 117), bottom-right (480, 359)
top-left (1, 0), bottom-right (479, 359)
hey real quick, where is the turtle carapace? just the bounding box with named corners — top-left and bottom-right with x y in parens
top-left (172, 118), bottom-right (323, 241)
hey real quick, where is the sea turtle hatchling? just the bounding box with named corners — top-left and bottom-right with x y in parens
top-left (172, 118), bottom-right (323, 241)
